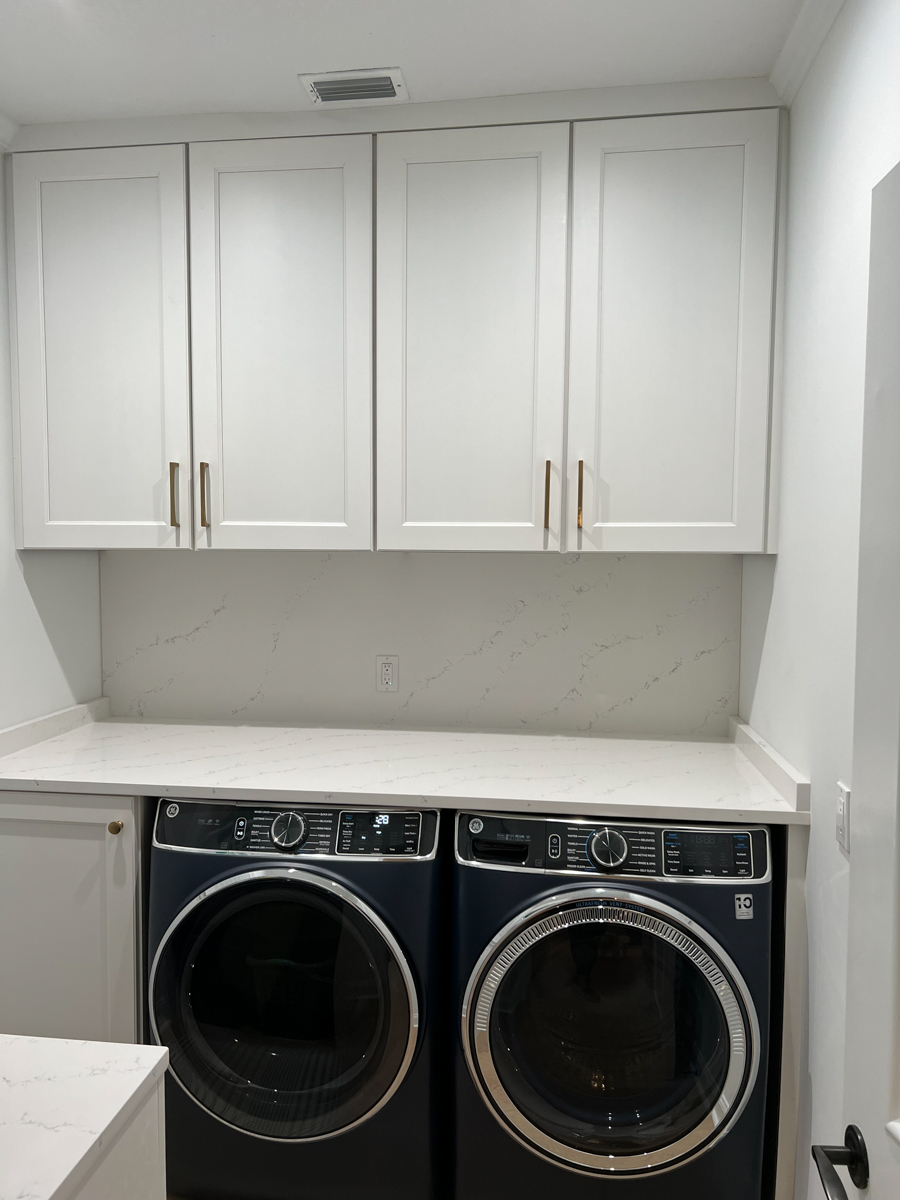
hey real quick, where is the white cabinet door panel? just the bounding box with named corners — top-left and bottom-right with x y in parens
top-left (0, 795), bottom-right (137, 1043)
top-left (568, 110), bottom-right (778, 552)
top-left (377, 124), bottom-right (568, 550)
top-left (12, 146), bottom-right (191, 548)
top-left (190, 136), bottom-right (372, 549)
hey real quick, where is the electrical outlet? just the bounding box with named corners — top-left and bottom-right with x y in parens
top-left (376, 655), bottom-right (399, 693)
top-left (836, 782), bottom-right (851, 852)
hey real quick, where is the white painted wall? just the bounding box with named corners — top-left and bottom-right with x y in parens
top-left (740, 0), bottom-right (900, 1191)
top-left (100, 550), bottom-right (741, 734)
top-left (0, 154), bottom-right (101, 728)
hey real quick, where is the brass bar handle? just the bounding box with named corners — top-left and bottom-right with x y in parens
top-left (577, 460), bottom-right (584, 530)
top-left (107, 820), bottom-right (124, 836)
top-left (168, 462), bottom-right (179, 528)
top-left (200, 462), bottom-right (211, 529)
top-left (543, 460), bottom-right (551, 531)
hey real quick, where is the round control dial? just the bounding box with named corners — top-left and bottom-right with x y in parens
top-left (588, 827), bottom-right (629, 871)
top-left (270, 811), bottom-right (308, 850)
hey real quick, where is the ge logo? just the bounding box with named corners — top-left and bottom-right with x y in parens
top-left (468, 817), bottom-right (485, 835)
top-left (166, 803), bottom-right (180, 819)
top-left (734, 894), bottom-right (754, 920)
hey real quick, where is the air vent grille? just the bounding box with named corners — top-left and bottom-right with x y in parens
top-left (313, 76), bottom-right (396, 103)
top-left (298, 67), bottom-right (409, 108)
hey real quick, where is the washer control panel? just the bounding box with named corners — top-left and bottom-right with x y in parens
top-left (155, 800), bottom-right (437, 859)
top-left (337, 810), bottom-right (422, 856)
top-left (457, 813), bottom-right (769, 881)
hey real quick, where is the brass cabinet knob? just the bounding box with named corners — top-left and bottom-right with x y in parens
top-left (108, 820), bottom-right (124, 835)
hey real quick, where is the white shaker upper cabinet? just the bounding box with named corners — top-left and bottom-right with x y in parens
top-left (567, 110), bottom-right (779, 552)
top-left (190, 136), bottom-right (373, 550)
top-left (11, 146), bottom-right (191, 548)
top-left (377, 124), bottom-right (569, 551)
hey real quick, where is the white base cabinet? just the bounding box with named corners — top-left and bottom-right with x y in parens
top-left (0, 793), bottom-right (138, 1042)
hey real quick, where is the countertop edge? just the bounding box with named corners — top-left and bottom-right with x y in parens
top-left (0, 774), bottom-right (810, 824)
top-left (48, 1049), bottom-right (168, 1200)
top-left (0, 1038), bottom-right (168, 1200)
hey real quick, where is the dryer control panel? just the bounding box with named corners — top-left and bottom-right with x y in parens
top-left (457, 813), bottom-right (769, 881)
top-left (154, 800), bottom-right (438, 860)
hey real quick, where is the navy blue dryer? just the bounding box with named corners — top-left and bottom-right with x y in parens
top-left (148, 799), bottom-right (442, 1200)
top-left (453, 813), bottom-right (780, 1200)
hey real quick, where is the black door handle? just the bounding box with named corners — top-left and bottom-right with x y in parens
top-left (811, 1125), bottom-right (869, 1199)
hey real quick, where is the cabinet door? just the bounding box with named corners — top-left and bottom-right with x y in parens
top-left (0, 794), bottom-right (137, 1042)
top-left (190, 136), bottom-right (373, 549)
top-left (11, 146), bottom-right (191, 548)
top-left (377, 124), bottom-right (569, 551)
top-left (568, 110), bottom-right (779, 552)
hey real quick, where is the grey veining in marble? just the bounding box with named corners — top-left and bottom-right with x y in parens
top-left (0, 1034), bottom-right (166, 1200)
top-left (99, 551), bottom-right (741, 735)
top-left (0, 719), bottom-right (807, 823)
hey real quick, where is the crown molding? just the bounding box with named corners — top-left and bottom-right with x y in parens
top-left (770, 0), bottom-right (847, 104)
top-left (8, 77), bottom-right (781, 152)
top-left (0, 111), bottom-right (19, 151)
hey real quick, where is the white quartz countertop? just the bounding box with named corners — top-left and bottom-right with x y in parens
top-left (0, 1034), bottom-right (167, 1200)
top-left (0, 718), bottom-right (808, 824)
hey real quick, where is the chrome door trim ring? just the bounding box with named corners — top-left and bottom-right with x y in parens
top-left (461, 886), bottom-right (760, 1176)
top-left (149, 866), bottom-right (419, 1142)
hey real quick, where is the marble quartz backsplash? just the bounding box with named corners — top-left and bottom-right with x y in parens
top-left (99, 551), bottom-right (741, 735)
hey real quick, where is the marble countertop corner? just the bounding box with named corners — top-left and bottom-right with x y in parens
top-left (0, 1034), bottom-right (167, 1200)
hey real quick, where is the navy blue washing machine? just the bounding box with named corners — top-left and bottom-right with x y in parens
top-left (147, 799), bottom-right (444, 1200)
top-left (453, 813), bottom-right (783, 1200)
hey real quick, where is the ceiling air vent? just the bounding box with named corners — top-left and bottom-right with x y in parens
top-left (298, 67), bottom-right (409, 109)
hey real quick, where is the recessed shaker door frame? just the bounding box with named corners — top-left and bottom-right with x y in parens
top-left (567, 110), bottom-right (779, 552)
top-left (189, 135), bottom-right (373, 550)
top-left (0, 793), bottom-right (138, 1043)
top-left (11, 145), bottom-right (192, 548)
top-left (376, 124), bottom-right (569, 551)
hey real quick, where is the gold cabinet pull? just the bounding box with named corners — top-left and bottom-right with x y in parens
top-left (168, 462), bottom-right (179, 528)
top-left (107, 820), bottom-right (124, 835)
top-left (543, 461), bottom-right (551, 531)
top-left (577, 460), bottom-right (584, 530)
top-left (200, 462), bottom-right (211, 529)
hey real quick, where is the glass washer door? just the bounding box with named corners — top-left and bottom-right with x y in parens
top-left (463, 888), bottom-right (758, 1175)
top-left (150, 867), bottom-right (418, 1141)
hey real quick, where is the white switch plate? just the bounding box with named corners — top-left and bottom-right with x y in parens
top-left (376, 655), bottom-right (399, 693)
top-left (836, 781), bottom-right (851, 852)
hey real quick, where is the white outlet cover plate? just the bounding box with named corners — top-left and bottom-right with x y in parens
top-left (376, 655), bottom-right (399, 693)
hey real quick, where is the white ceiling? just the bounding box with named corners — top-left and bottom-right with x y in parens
top-left (0, 0), bottom-right (805, 126)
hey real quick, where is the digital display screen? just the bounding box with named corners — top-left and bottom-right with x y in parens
top-left (336, 811), bottom-right (422, 856)
top-left (663, 830), bottom-right (752, 877)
